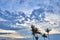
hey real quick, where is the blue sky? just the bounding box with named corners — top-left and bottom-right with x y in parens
top-left (0, 0), bottom-right (60, 39)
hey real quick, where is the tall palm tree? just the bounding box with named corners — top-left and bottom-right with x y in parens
top-left (31, 25), bottom-right (42, 40)
top-left (31, 25), bottom-right (41, 40)
top-left (35, 28), bottom-right (38, 40)
top-left (45, 28), bottom-right (51, 40)
top-left (35, 27), bottom-right (42, 40)
top-left (31, 25), bottom-right (35, 40)
top-left (42, 33), bottom-right (47, 40)
top-left (35, 35), bottom-right (38, 40)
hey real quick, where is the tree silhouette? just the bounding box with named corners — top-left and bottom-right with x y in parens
top-left (31, 25), bottom-right (42, 40)
top-left (31, 25), bottom-right (50, 40)
top-left (42, 33), bottom-right (47, 40)
top-left (31, 25), bottom-right (35, 40)
top-left (45, 28), bottom-right (51, 40)
top-left (35, 28), bottom-right (39, 40)
top-left (35, 35), bottom-right (38, 40)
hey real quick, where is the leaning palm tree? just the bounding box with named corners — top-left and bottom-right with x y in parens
top-left (35, 28), bottom-right (39, 40)
top-left (31, 25), bottom-right (35, 40)
top-left (42, 33), bottom-right (47, 40)
top-left (45, 28), bottom-right (51, 40)
top-left (35, 35), bottom-right (38, 40)
top-left (35, 27), bottom-right (42, 40)
top-left (31, 25), bottom-right (41, 40)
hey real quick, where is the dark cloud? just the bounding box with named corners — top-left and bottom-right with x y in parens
top-left (30, 8), bottom-right (45, 21)
top-left (46, 5), bottom-right (54, 13)
top-left (19, 0), bottom-right (25, 4)
top-left (0, 33), bottom-right (11, 35)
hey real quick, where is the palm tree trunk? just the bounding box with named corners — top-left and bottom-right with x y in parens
top-left (44, 38), bottom-right (45, 40)
top-left (35, 34), bottom-right (38, 40)
top-left (33, 35), bottom-right (35, 40)
top-left (48, 33), bottom-right (50, 40)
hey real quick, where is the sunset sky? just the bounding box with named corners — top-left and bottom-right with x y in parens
top-left (0, 0), bottom-right (60, 39)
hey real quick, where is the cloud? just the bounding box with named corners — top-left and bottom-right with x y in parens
top-left (25, 12), bottom-right (60, 34)
top-left (50, 29), bottom-right (60, 34)
top-left (0, 29), bottom-right (31, 38)
top-left (0, 0), bottom-right (60, 38)
top-left (0, 29), bottom-right (16, 33)
top-left (0, 33), bottom-right (26, 38)
top-left (0, 17), bottom-right (7, 21)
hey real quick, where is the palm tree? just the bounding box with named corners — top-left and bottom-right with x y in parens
top-left (35, 28), bottom-right (38, 40)
top-left (35, 35), bottom-right (38, 40)
top-left (31, 25), bottom-right (41, 40)
top-left (31, 25), bottom-right (35, 40)
top-left (45, 28), bottom-right (51, 40)
top-left (42, 33), bottom-right (47, 40)
top-left (35, 27), bottom-right (42, 40)
top-left (31, 25), bottom-right (42, 40)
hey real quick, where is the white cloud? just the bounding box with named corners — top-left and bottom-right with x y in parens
top-left (0, 17), bottom-right (7, 21)
top-left (9, 12), bottom-right (60, 35)
top-left (0, 29), bottom-right (31, 38)
top-left (0, 33), bottom-right (26, 38)
top-left (0, 29), bottom-right (16, 33)
top-left (50, 29), bottom-right (60, 34)
top-left (24, 13), bottom-right (60, 34)
top-left (45, 13), bottom-right (60, 27)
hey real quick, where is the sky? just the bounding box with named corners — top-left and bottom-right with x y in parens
top-left (0, 0), bottom-right (60, 39)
